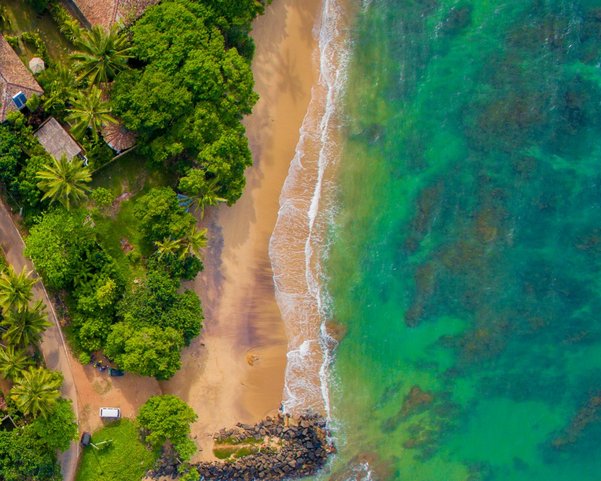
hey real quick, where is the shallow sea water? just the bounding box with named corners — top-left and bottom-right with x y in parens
top-left (323, 1), bottom-right (601, 480)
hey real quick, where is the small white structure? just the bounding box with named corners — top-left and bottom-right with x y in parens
top-left (28, 57), bottom-right (45, 74)
top-left (99, 407), bottom-right (121, 419)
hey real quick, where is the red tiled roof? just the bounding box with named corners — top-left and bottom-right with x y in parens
top-left (0, 36), bottom-right (44, 122)
top-left (72, 0), bottom-right (160, 28)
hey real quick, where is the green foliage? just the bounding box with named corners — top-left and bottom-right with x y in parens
top-left (179, 469), bottom-right (200, 481)
top-left (0, 265), bottom-right (36, 312)
top-left (0, 123), bottom-right (24, 187)
top-left (38, 62), bottom-right (79, 119)
top-left (1, 300), bottom-right (50, 347)
top-left (25, 209), bottom-right (97, 289)
top-left (105, 323), bottom-right (184, 380)
top-left (49, 3), bottom-right (82, 43)
top-left (71, 24), bottom-right (131, 86)
top-left (30, 398), bottom-right (78, 451)
top-left (20, 31), bottom-right (49, 63)
top-left (26, 94), bottom-right (42, 113)
top-left (112, 0), bottom-right (259, 203)
top-left (137, 394), bottom-right (197, 460)
top-left (134, 187), bottom-right (195, 246)
top-left (67, 87), bottom-right (116, 141)
top-left (179, 170), bottom-right (227, 216)
top-left (78, 351), bottom-right (91, 365)
top-left (91, 187), bottom-right (115, 210)
top-left (116, 268), bottom-right (203, 344)
top-left (0, 346), bottom-right (34, 380)
top-left (76, 420), bottom-right (159, 481)
top-left (37, 155), bottom-right (92, 209)
top-left (0, 428), bottom-right (61, 481)
top-left (16, 155), bottom-right (49, 210)
top-left (10, 367), bottom-right (63, 419)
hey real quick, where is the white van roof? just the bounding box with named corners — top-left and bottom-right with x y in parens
top-left (99, 407), bottom-right (120, 418)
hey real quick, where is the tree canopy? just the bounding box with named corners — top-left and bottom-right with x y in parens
top-left (25, 209), bottom-right (97, 290)
top-left (111, 0), bottom-right (259, 203)
top-left (137, 394), bottom-right (198, 460)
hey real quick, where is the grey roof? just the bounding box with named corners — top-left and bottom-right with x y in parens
top-left (34, 118), bottom-right (83, 161)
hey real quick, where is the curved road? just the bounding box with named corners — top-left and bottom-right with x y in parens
top-left (0, 199), bottom-right (80, 481)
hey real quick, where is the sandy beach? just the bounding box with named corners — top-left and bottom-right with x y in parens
top-left (160, 0), bottom-right (323, 461)
top-left (36, 0), bottom-right (323, 461)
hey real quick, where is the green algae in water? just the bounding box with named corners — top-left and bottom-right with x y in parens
top-left (325, 1), bottom-right (601, 480)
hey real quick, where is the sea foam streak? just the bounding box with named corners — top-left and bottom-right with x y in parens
top-left (269, 0), bottom-right (350, 418)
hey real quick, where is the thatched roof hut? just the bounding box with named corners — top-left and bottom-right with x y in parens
top-left (101, 122), bottom-right (136, 153)
top-left (34, 117), bottom-right (84, 161)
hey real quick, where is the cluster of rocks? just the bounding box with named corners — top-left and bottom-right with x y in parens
top-left (149, 413), bottom-right (334, 481)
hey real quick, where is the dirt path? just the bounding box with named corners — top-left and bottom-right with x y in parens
top-left (0, 198), bottom-right (80, 481)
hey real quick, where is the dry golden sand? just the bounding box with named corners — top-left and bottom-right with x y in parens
top-left (69, 0), bottom-right (323, 460)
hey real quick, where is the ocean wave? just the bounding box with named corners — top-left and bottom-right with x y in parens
top-left (269, 0), bottom-right (351, 420)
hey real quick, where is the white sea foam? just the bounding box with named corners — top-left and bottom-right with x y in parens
top-left (269, 0), bottom-right (351, 420)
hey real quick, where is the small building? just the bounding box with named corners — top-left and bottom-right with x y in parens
top-left (0, 35), bottom-right (44, 123)
top-left (67, 0), bottom-right (160, 29)
top-left (101, 121), bottom-right (136, 153)
top-left (34, 117), bottom-right (85, 162)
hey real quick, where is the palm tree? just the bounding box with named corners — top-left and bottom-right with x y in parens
top-left (66, 86), bottom-right (117, 141)
top-left (2, 301), bottom-right (50, 347)
top-left (10, 367), bottom-right (62, 418)
top-left (181, 226), bottom-right (208, 259)
top-left (71, 24), bottom-right (131, 85)
top-left (0, 346), bottom-right (33, 381)
top-left (194, 178), bottom-right (227, 219)
top-left (37, 155), bottom-right (91, 209)
top-left (41, 62), bottom-right (79, 115)
top-left (0, 265), bottom-right (36, 313)
top-left (155, 238), bottom-right (184, 260)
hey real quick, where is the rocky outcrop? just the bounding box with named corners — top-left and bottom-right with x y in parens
top-left (148, 413), bottom-right (334, 481)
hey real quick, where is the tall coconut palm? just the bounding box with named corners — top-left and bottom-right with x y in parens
top-left (180, 171), bottom-right (227, 219)
top-left (0, 346), bottom-right (33, 381)
top-left (41, 62), bottom-right (79, 115)
top-left (194, 178), bottom-right (227, 219)
top-left (155, 237), bottom-right (184, 260)
top-left (71, 24), bottom-right (131, 85)
top-left (10, 367), bottom-right (62, 418)
top-left (0, 265), bottom-right (36, 313)
top-left (2, 301), bottom-right (50, 347)
top-left (66, 86), bottom-right (117, 141)
top-left (37, 154), bottom-right (91, 209)
top-left (181, 226), bottom-right (208, 259)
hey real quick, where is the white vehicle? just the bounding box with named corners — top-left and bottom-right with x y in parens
top-left (99, 407), bottom-right (121, 419)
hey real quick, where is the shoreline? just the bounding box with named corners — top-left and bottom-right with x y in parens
top-left (159, 0), bottom-right (324, 462)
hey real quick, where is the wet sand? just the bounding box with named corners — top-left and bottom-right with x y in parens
top-left (160, 0), bottom-right (323, 461)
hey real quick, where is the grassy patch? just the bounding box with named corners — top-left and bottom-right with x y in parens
top-left (76, 420), bottom-right (158, 481)
top-left (1, 0), bottom-right (72, 62)
top-left (213, 446), bottom-right (238, 460)
top-left (90, 151), bottom-right (177, 282)
top-left (213, 440), bottom-right (263, 460)
top-left (91, 150), bottom-right (175, 198)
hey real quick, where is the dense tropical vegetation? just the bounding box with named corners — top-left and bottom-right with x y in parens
top-left (0, 256), bottom-right (77, 480)
top-left (1, 0), bottom-right (270, 477)
top-left (137, 395), bottom-right (198, 460)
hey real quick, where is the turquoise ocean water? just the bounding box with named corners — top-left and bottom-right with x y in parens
top-left (320, 1), bottom-right (601, 480)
